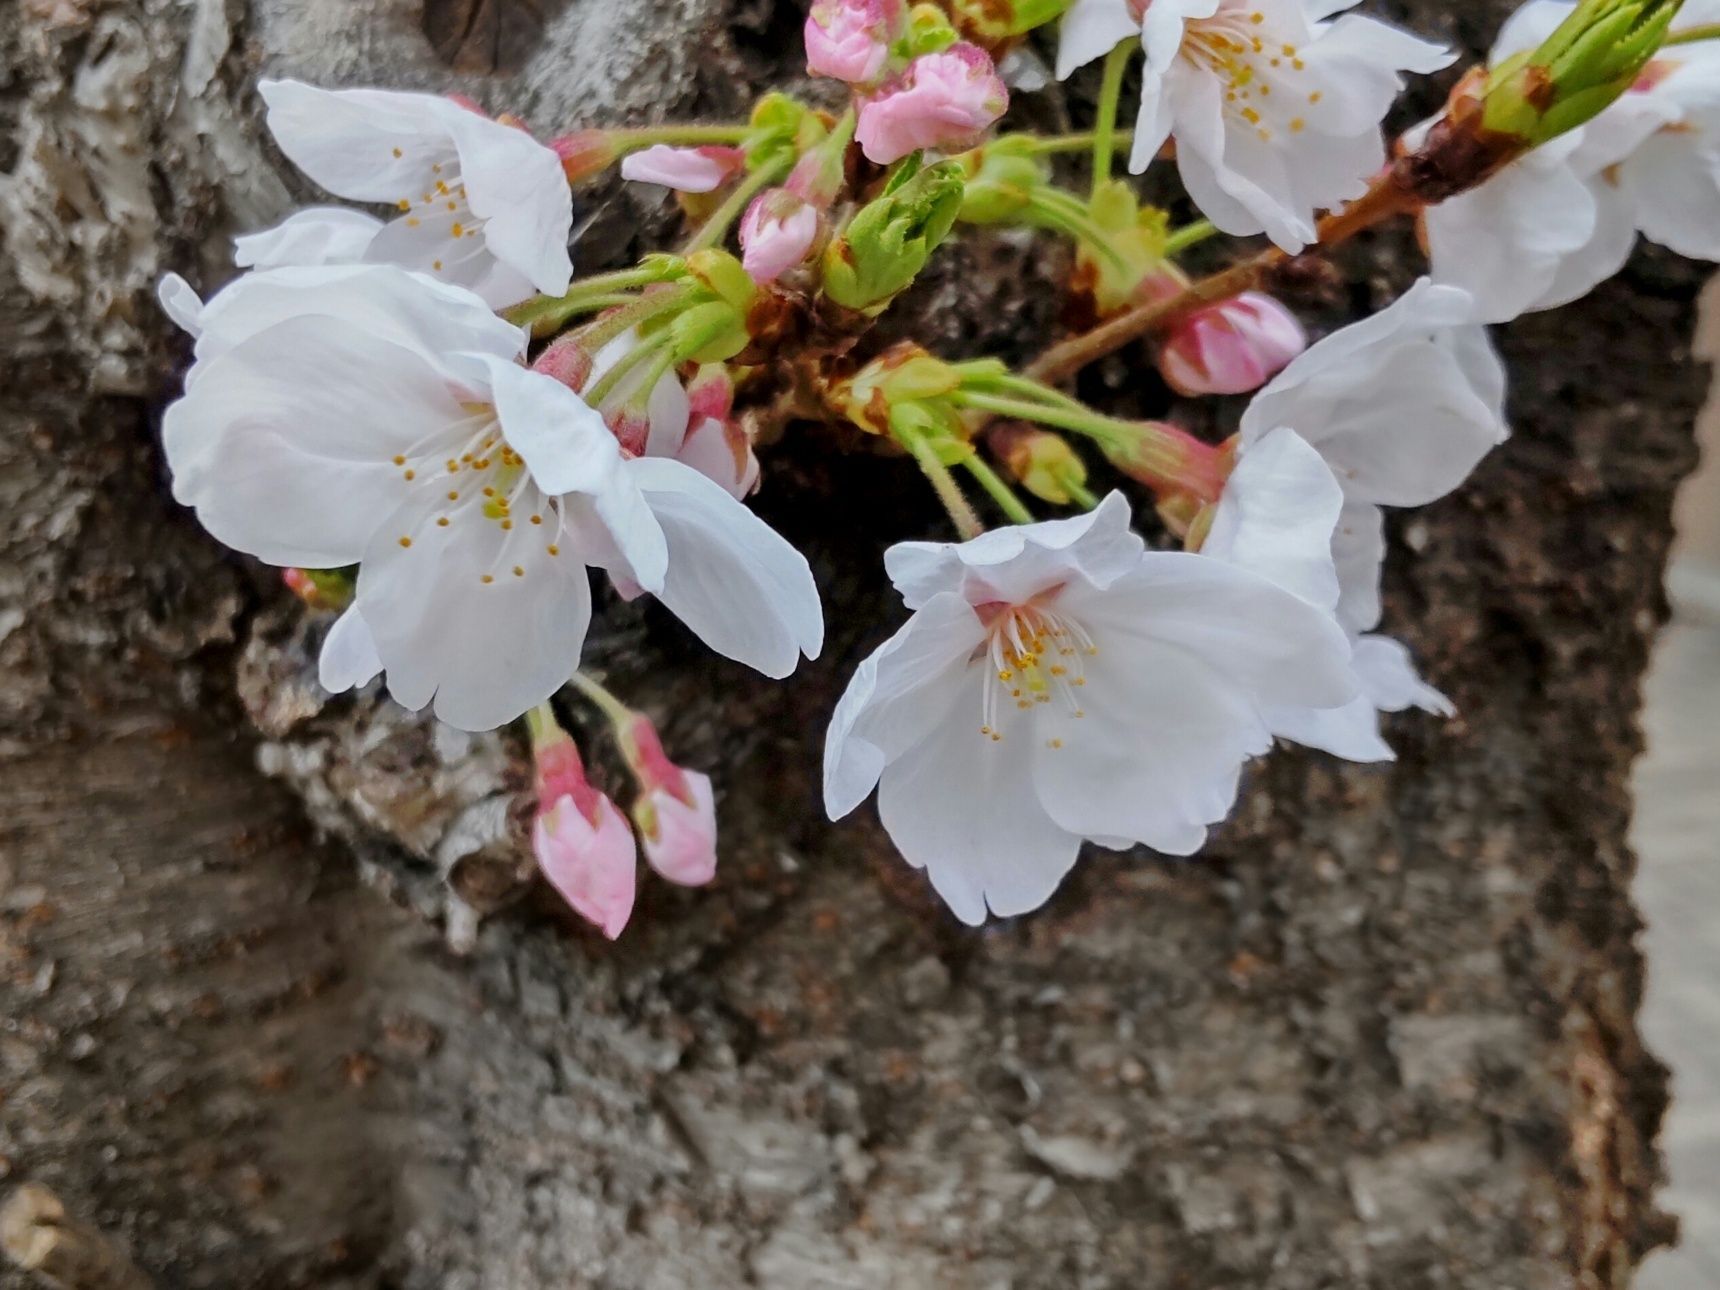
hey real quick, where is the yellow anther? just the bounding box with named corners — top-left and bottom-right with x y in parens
top-left (398, 536), bottom-right (412, 548)
top-left (547, 544), bottom-right (560, 556)
top-left (481, 574), bottom-right (494, 584)
top-left (392, 147), bottom-right (403, 158)
top-left (432, 260), bottom-right (444, 271)
top-left (530, 515), bottom-right (543, 525)
top-left (512, 565), bottom-right (525, 578)
top-left (397, 199), bottom-right (411, 212)
top-left (437, 517), bottom-right (450, 527)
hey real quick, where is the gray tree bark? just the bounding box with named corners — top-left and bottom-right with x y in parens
top-left (0, 1), bottom-right (1707, 1286)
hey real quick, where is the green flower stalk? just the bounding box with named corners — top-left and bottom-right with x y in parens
top-left (822, 159), bottom-right (966, 316)
top-left (1484, 0), bottom-right (1685, 146)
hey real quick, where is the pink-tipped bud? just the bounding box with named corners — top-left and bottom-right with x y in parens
top-left (551, 129), bottom-right (619, 183)
top-left (283, 568), bottom-right (352, 611)
top-left (740, 189), bottom-right (822, 283)
top-left (678, 415), bottom-right (761, 499)
top-left (805, 0), bottom-right (905, 85)
top-left (855, 43), bottom-right (1008, 165)
top-left (1158, 293), bottom-right (1307, 397)
top-left (620, 715), bottom-right (718, 888)
top-left (619, 144), bottom-right (747, 194)
top-left (685, 365), bottom-right (735, 425)
top-left (530, 717), bottom-right (638, 940)
top-left (530, 333), bottom-right (594, 391)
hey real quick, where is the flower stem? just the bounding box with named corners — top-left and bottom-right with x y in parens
top-left (1022, 167), bottom-right (1421, 384)
top-left (962, 454), bottom-right (1036, 525)
top-left (569, 672), bottom-right (635, 729)
top-left (609, 124), bottom-right (753, 149)
top-left (584, 326), bottom-right (677, 408)
top-left (682, 156), bottom-right (792, 254)
top-left (1063, 476), bottom-right (1100, 511)
top-left (1024, 130), bottom-right (1136, 156)
top-left (1091, 40), bottom-right (1135, 196)
top-left (1163, 219), bottom-right (1218, 257)
top-left (524, 702), bottom-right (560, 745)
top-left (951, 390), bottom-right (1126, 448)
top-left (1665, 22), bottom-right (1720, 46)
top-left (575, 283), bottom-right (697, 358)
top-left (506, 263), bottom-right (686, 334)
top-left (897, 424), bottom-right (984, 540)
top-left (1027, 190), bottom-right (1133, 274)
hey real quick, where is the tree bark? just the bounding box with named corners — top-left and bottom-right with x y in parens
top-left (0, 2), bottom-right (1707, 1287)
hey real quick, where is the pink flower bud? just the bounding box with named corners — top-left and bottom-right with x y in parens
top-left (1159, 293), bottom-right (1307, 397)
top-left (620, 715), bottom-right (719, 887)
top-left (639, 774), bottom-right (719, 888)
top-left (550, 129), bottom-right (618, 183)
top-left (530, 333), bottom-right (593, 392)
top-left (740, 189), bottom-right (822, 283)
top-left (619, 144), bottom-right (747, 193)
top-left (534, 797), bottom-right (638, 940)
top-left (678, 415), bottom-right (761, 499)
top-left (805, 0), bottom-right (905, 85)
top-left (855, 43), bottom-right (1008, 165)
top-left (531, 730), bottom-right (638, 940)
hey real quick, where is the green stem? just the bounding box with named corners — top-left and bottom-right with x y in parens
top-left (897, 425), bottom-right (984, 540)
top-left (1062, 476), bottom-right (1100, 511)
top-left (568, 672), bottom-right (635, 729)
top-left (1163, 219), bottom-right (1218, 257)
top-left (951, 390), bottom-right (1127, 448)
top-left (1027, 191), bottom-right (1133, 274)
top-left (1665, 22), bottom-right (1720, 46)
top-left (574, 283), bottom-right (696, 357)
top-left (609, 124), bottom-right (753, 149)
top-left (524, 702), bottom-right (560, 745)
top-left (1092, 41), bottom-right (1136, 196)
top-left (682, 156), bottom-right (792, 254)
top-left (962, 454), bottom-right (1036, 525)
top-left (584, 327), bottom-right (677, 408)
top-left (507, 262), bottom-right (687, 334)
top-left (955, 369), bottom-right (1096, 418)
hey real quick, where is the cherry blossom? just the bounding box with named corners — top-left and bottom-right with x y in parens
top-left (805, 0), bottom-right (905, 85)
top-left (619, 145), bottom-right (748, 193)
top-left (856, 43), bottom-right (1010, 165)
top-left (620, 713), bottom-right (719, 887)
top-left (1237, 279), bottom-right (1508, 633)
top-left (258, 80), bottom-right (573, 308)
top-left (824, 494), bottom-right (1356, 924)
top-left (530, 713), bottom-right (638, 939)
top-left (740, 189), bottom-right (822, 283)
top-left (1056, 0), bottom-right (1453, 251)
top-left (159, 266), bottom-right (822, 730)
top-left (1424, 0), bottom-right (1720, 322)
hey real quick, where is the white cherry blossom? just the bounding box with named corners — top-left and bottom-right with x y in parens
top-left (160, 266), bottom-right (822, 730)
top-left (1238, 279), bottom-right (1508, 633)
top-left (258, 80), bottom-right (574, 308)
top-left (1203, 426), bottom-right (1452, 763)
top-left (233, 207), bottom-right (384, 270)
top-left (1425, 0), bottom-right (1720, 322)
top-left (1056, 0), bottom-right (1453, 251)
top-left (824, 494), bottom-right (1356, 925)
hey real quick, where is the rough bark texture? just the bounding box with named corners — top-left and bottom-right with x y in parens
top-left (0, 1), bottom-right (1708, 1286)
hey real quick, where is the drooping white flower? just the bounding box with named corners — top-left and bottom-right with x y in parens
top-left (1056, 0), bottom-right (1453, 252)
top-left (1238, 278), bottom-right (1508, 633)
top-left (1424, 1), bottom-right (1720, 322)
top-left (1202, 426), bottom-right (1452, 763)
top-left (159, 266), bottom-right (822, 730)
top-left (258, 80), bottom-right (574, 308)
top-left (824, 494), bottom-right (1356, 925)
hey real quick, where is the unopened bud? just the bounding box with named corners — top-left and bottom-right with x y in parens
top-left (1484, 0), bottom-right (1683, 146)
top-left (618, 714), bottom-right (718, 888)
top-left (526, 708), bottom-right (638, 941)
top-left (837, 343), bottom-right (963, 433)
top-left (993, 424), bottom-right (1088, 505)
top-left (1100, 420), bottom-right (1228, 508)
top-left (551, 129), bottom-right (620, 183)
top-left (529, 333), bottom-right (594, 391)
top-left (1159, 293), bottom-right (1307, 397)
top-left (620, 144), bottom-right (747, 193)
top-left (957, 137), bottom-right (1049, 224)
top-left (741, 189), bottom-right (823, 283)
top-left (822, 159), bottom-right (966, 315)
top-left (283, 567), bottom-right (353, 612)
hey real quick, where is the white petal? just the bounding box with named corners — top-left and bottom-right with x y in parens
top-left (479, 354), bottom-right (621, 496)
top-left (162, 317), bottom-right (463, 568)
top-left (319, 607), bottom-right (383, 694)
top-left (158, 273), bottom-right (206, 336)
top-left (1203, 426), bottom-right (1345, 611)
top-left (443, 108), bottom-right (574, 297)
top-left (876, 683), bottom-right (1083, 926)
top-left (1055, 0), bottom-right (1141, 79)
top-left (1625, 127), bottom-right (1720, 261)
top-left (1266, 695), bottom-right (1396, 762)
top-left (1532, 176), bottom-right (1640, 311)
top-left (363, 211), bottom-right (537, 310)
top-left (824, 593), bottom-right (988, 819)
top-left (233, 207), bottom-right (383, 269)
top-left (1352, 634), bottom-right (1454, 716)
top-left (1332, 500), bottom-right (1385, 635)
top-left (622, 457), bottom-right (824, 678)
top-left (260, 79), bottom-right (460, 203)
top-left (355, 480), bottom-right (593, 731)
top-left (884, 491), bottom-right (1144, 610)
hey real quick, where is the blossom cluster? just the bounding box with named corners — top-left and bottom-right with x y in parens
top-left (159, 0), bottom-right (1716, 934)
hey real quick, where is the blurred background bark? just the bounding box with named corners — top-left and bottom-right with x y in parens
top-left (0, 1), bottom-right (1710, 1286)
